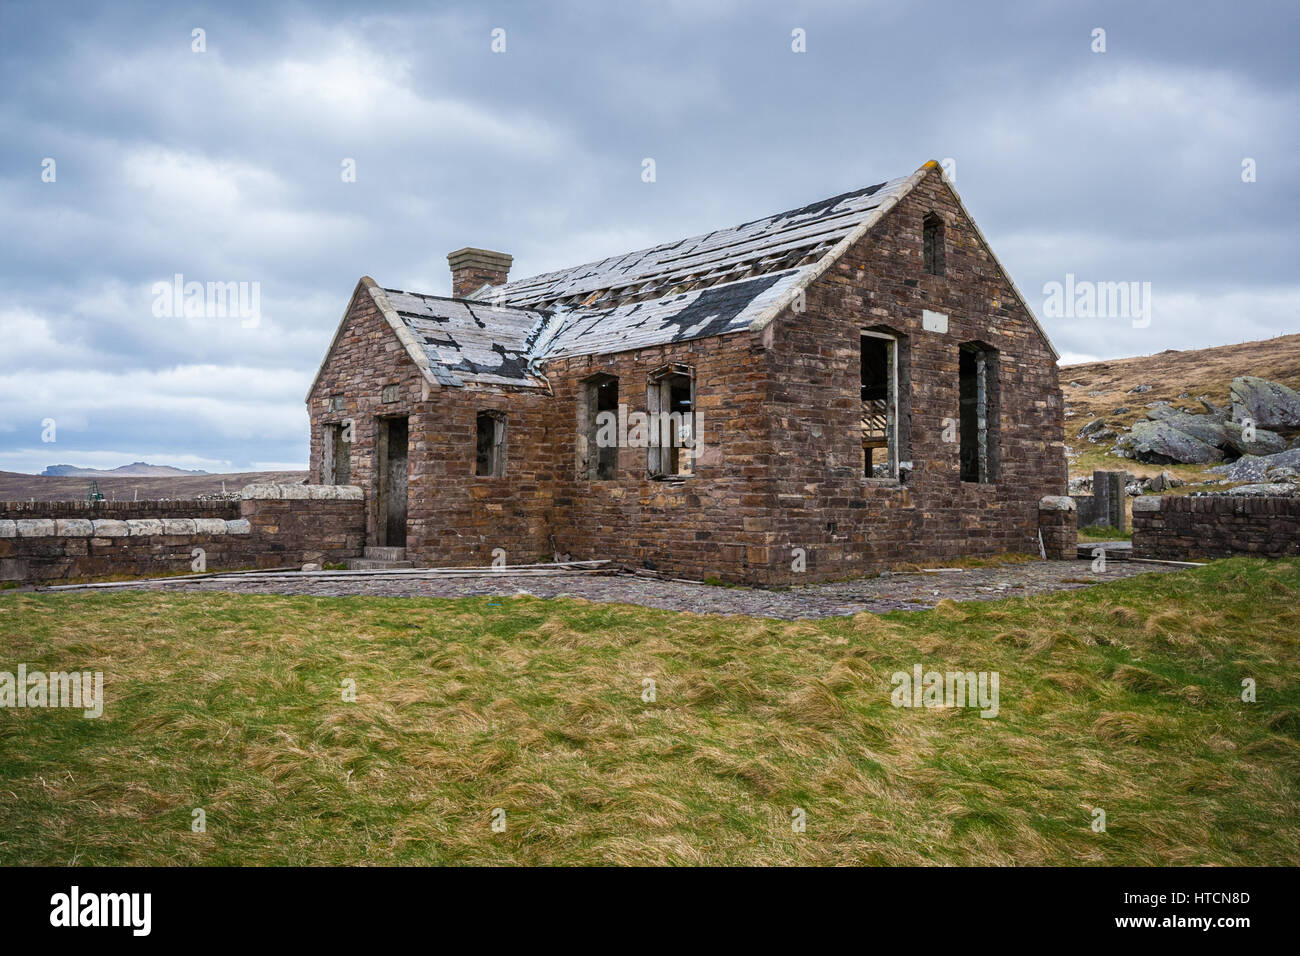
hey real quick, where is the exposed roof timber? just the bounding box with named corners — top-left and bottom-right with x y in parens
top-left (502, 218), bottom-right (852, 298)
top-left (484, 179), bottom-right (905, 310)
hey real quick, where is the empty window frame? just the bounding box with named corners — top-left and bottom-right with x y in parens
top-left (923, 213), bottom-right (945, 276)
top-left (475, 410), bottom-right (507, 477)
top-left (958, 343), bottom-right (999, 483)
top-left (861, 330), bottom-right (901, 479)
top-left (647, 365), bottom-right (695, 479)
top-left (582, 374), bottom-right (620, 480)
top-left (322, 422), bottom-right (351, 485)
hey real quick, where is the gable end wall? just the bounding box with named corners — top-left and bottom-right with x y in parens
top-left (757, 165), bottom-right (1066, 582)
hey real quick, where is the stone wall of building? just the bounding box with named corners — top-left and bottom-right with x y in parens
top-left (303, 167), bottom-right (1068, 584)
top-left (0, 486), bottom-right (364, 584)
top-left (544, 333), bottom-right (775, 582)
top-left (403, 384), bottom-right (556, 566)
top-left (752, 165), bottom-right (1067, 583)
top-left (307, 287), bottom-right (555, 567)
top-left (1132, 495), bottom-right (1300, 561)
top-left (539, 166), bottom-right (1067, 584)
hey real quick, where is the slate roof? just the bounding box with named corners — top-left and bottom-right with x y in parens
top-left (311, 162), bottom-right (1056, 397)
top-left (477, 174), bottom-right (922, 361)
top-left (483, 176), bottom-right (911, 310)
top-left (379, 290), bottom-right (549, 389)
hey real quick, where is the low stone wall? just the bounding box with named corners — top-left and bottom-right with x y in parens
top-left (1132, 495), bottom-right (1300, 561)
top-left (0, 485), bottom-right (365, 584)
top-left (238, 484), bottom-right (366, 569)
top-left (1038, 495), bottom-right (1078, 559)
top-left (0, 499), bottom-right (240, 521)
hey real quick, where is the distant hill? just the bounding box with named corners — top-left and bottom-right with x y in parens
top-left (1061, 332), bottom-right (1300, 479)
top-left (0, 469), bottom-right (309, 503)
top-left (41, 461), bottom-right (210, 478)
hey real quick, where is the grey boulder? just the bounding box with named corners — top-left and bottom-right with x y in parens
top-left (1209, 447), bottom-right (1300, 483)
top-left (1203, 482), bottom-right (1297, 497)
top-left (1229, 376), bottom-right (1300, 429)
top-left (1221, 423), bottom-right (1288, 458)
top-left (1116, 420), bottom-right (1225, 464)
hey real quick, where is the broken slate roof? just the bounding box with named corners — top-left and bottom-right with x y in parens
top-left (361, 171), bottom-right (920, 390)
top-left (477, 173), bottom-right (919, 358)
top-left (379, 290), bottom-right (549, 389)
top-left (312, 161), bottom-right (1056, 398)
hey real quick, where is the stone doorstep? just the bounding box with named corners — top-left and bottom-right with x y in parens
top-left (347, 558), bottom-right (415, 570)
top-left (363, 546), bottom-right (407, 561)
top-left (1076, 540), bottom-right (1132, 559)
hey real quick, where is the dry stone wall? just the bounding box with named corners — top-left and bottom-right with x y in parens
top-left (1132, 495), bottom-right (1300, 560)
top-left (1, 485), bottom-right (364, 584)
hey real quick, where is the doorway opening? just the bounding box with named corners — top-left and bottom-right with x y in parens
top-left (376, 416), bottom-right (408, 547)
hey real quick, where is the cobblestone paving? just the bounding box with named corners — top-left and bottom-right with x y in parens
top-left (76, 559), bottom-right (1183, 620)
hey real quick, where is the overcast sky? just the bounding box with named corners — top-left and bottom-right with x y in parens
top-left (1, 0), bottom-right (1296, 474)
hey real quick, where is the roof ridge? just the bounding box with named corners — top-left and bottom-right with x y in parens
top-left (499, 179), bottom-right (894, 294)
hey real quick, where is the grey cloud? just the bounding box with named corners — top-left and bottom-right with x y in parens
top-left (1, 0), bottom-right (1296, 470)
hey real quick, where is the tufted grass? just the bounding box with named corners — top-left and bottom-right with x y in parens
top-left (0, 557), bottom-right (1296, 865)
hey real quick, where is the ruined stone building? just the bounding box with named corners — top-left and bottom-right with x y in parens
top-left (306, 161), bottom-right (1067, 584)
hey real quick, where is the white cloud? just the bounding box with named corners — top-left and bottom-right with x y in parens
top-left (0, 365), bottom-right (308, 442)
top-left (1058, 352), bottom-right (1103, 367)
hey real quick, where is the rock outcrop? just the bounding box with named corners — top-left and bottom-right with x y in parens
top-left (1207, 447), bottom-right (1300, 483)
top-left (1229, 375), bottom-right (1300, 429)
top-left (1115, 420), bottom-right (1224, 464)
top-left (1111, 376), bottom-right (1299, 466)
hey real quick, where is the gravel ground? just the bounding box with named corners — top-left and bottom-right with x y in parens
top-left (51, 558), bottom-right (1184, 620)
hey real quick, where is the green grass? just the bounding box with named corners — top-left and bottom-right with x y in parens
top-left (1, 558), bottom-right (1297, 865)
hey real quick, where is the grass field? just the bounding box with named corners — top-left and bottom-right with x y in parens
top-left (1077, 525), bottom-right (1133, 542)
top-left (1, 559), bottom-right (1297, 866)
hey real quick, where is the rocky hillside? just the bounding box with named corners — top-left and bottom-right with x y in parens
top-left (1061, 334), bottom-right (1300, 494)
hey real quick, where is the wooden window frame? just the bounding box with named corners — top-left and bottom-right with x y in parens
top-left (646, 364), bottom-right (696, 480)
top-left (475, 410), bottom-right (507, 477)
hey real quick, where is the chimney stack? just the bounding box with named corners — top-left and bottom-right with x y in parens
top-left (447, 247), bottom-right (512, 298)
